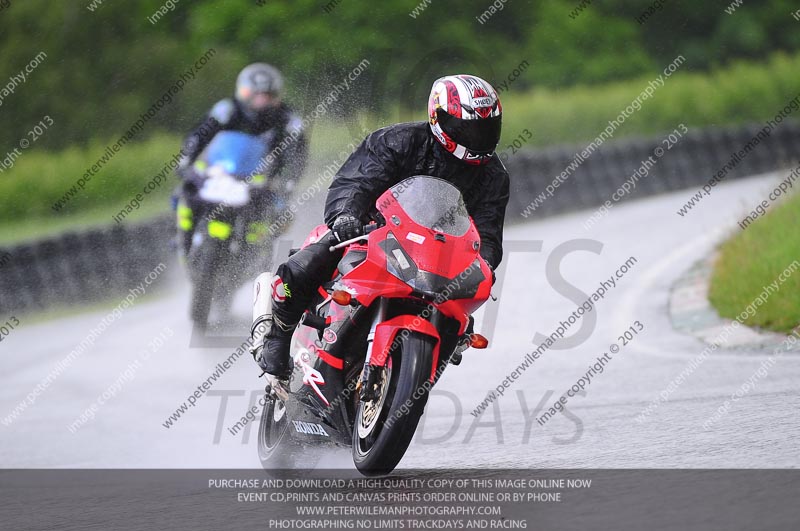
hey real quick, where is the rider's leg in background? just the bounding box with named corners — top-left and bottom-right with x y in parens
top-left (176, 204), bottom-right (193, 257)
top-left (244, 188), bottom-right (279, 265)
top-left (176, 187), bottom-right (201, 258)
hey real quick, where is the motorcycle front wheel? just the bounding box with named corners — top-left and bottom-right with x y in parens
top-left (352, 332), bottom-right (435, 476)
top-left (188, 237), bottom-right (223, 329)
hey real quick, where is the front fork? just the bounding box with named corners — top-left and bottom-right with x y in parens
top-left (358, 298), bottom-right (388, 402)
top-left (358, 299), bottom-right (447, 401)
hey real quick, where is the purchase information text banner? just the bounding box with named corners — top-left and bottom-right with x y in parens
top-left (1, 469), bottom-right (798, 530)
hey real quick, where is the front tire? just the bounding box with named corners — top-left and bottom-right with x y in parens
top-left (188, 238), bottom-right (223, 329)
top-left (352, 332), bottom-right (435, 476)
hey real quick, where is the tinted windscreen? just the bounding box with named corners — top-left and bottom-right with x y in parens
top-left (389, 176), bottom-right (471, 236)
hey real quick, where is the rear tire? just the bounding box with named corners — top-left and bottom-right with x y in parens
top-left (257, 393), bottom-right (295, 469)
top-left (257, 392), bottom-right (321, 471)
top-left (352, 332), bottom-right (435, 476)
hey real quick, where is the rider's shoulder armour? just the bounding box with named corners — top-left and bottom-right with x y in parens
top-left (209, 98), bottom-right (236, 125)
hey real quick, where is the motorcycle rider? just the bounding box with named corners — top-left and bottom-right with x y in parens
top-left (175, 63), bottom-right (308, 256)
top-left (255, 74), bottom-right (509, 387)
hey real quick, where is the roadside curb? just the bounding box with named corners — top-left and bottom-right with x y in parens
top-left (669, 253), bottom-right (792, 352)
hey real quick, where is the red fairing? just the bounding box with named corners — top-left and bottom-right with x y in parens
top-left (370, 315), bottom-right (441, 382)
top-left (288, 177), bottom-right (492, 413)
top-left (300, 223), bottom-right (331, 249)
top-left (338, 222), bottom-right (413, 306)
top-left (340, 182), bottom-right (492, 333)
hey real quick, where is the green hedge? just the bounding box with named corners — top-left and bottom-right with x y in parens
top-left (6, 1), bottom-right (800, 151)
top-left (500, 52), bottom-right (800, 147)
top-left (0, 124), bottom-right (371, 243)
top-left (1, 133), bottom-right (183, 221)
top-left (2, 52), bottom-right (800, 243)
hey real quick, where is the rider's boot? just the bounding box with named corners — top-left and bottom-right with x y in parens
top-left (257, 316), bottom-right (296, 401)
top-left (260, 316), bottom-right (296, 377)
top-left (251, 274), bottom-right (300, 396)
top-left (252, 245), bottom-right (335, 392)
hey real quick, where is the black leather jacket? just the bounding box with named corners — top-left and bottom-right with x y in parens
top-left (324, 122), bottom-right (509, 269)
top-left (180, 98), bottom-right (308, 188)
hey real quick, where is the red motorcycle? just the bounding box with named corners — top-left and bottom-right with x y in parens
top-left (252, 175), bottom-right (492, 475)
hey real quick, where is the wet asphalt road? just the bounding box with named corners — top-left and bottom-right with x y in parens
top-left (1, 171), bottom-right (798, 470)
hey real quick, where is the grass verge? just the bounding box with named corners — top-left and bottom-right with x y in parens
top-left (709, 189), bottom-right (800, 333)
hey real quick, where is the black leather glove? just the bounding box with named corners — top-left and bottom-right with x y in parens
top-left (331, 214), bottom-right (363, 242)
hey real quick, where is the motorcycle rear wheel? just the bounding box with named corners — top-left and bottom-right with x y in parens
top-left (257, 393), bottom-right (297, 469)
top-left (352, 332), bottom-right (435, 476)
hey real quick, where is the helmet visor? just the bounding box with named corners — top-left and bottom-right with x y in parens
top-left (437, 109), bottom-right (501, 154)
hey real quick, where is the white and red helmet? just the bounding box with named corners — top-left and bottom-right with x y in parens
top-left (428, 74), bottom-right (502, 165)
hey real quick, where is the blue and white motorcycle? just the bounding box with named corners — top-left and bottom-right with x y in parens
top-left (177, 131), bottom-right (287, 329)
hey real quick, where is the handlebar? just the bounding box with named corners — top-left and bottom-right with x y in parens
top-left (328, 223), bottom-right (380, 252)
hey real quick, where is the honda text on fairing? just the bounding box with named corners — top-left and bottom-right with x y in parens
top-left (250, 176), bottom-right (493, 475)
